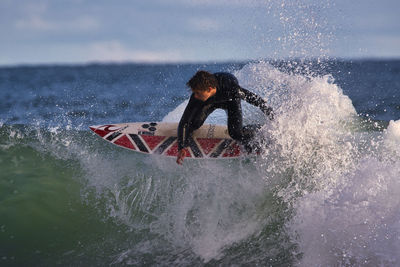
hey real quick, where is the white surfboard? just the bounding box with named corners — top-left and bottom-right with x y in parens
top-left (89, 122), bottom-right (246, 158)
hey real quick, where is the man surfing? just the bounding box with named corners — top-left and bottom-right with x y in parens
top-left (177, 70), bottom-right (274, 165)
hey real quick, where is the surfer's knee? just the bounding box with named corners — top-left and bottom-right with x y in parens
top-left (227, 125), bottom-right (243, 141)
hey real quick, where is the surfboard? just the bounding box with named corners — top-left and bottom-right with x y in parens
top-left (89, 122), bottom-right (246, 158)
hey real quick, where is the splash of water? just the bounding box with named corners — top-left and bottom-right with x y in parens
top-left (288, 119), bottom-right (400, 266)
top-left (6, 60), bottom-right (397, 265)
top-left (146, 61), bottom-right (361, 262)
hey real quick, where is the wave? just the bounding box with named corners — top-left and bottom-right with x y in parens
top-left (162, 61), bottom-right (400, 265)
top-left (2, 61), bottom-right (400, 265)
top-left (227, 62), bottom-right (400, 265)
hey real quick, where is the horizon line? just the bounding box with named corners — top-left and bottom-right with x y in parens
top-left (1, 56), bottom-right (400, 68)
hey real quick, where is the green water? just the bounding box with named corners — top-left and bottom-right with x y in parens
top-left (0, 145), bottom-right (128, 266)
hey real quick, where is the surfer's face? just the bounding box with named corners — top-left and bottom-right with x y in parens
top-left (192, 87), bottom-right (216, 102)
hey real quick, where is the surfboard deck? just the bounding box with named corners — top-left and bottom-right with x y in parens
top-left (89, 122), bottom-right (246, 158)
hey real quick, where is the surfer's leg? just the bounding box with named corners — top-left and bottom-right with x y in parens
top-left (226, 99), bottom-right (244, 141)
top-left (227, 101), bottom-right (254, 150)
top-left (227, 101), bottom-right (262, 153)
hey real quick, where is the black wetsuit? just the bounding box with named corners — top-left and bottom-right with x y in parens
top-left (178, 72), bottom-right (272, 151)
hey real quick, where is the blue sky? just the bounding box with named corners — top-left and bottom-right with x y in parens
top-left (1, 0), bottom-right (399, 65)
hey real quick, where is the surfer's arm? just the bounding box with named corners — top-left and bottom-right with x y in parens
top-left (177, 96), bottom-right (200, 165)
top-left (177, 95), bottom-right (198, 151)
top-left (238, 87), bottom-right (274, 120)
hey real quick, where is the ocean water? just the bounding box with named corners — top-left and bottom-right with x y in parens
top-left (1, 60), bottom-right (400, 266)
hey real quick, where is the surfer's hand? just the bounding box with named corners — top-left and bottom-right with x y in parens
top-left (176, 149), bottom-right (186, 165)
top-left (261, 106), bottom-right (274, 120)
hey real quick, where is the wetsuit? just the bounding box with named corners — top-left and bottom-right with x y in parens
top-left (177, 72), bottom-right (273, 151)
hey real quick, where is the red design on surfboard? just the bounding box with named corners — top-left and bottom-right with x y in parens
top-left (114, 135), bottom-right (136, 150)
top-left (141, 135), bottom-right (167, 151)
top-left (196, 138), bottom-right (222, 155)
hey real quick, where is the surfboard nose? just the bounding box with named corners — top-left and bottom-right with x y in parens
top-left (89, 125), bottom-right (110, 137)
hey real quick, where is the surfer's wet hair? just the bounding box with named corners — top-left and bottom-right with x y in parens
top-left (187, 70), bottom-right (218, 91)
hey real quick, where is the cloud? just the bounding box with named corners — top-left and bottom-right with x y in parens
top-left (14, 2), bottom-right (99, 32)
top-left (87, 41), bottom-right (184, 63)
top-left (15, 15), bottom-right (53, 31)
top-left (188, 17), bottom-right (221, 32)
top-left (20, 1), bottom-right (48, 15)
top-left (15, 15), bottom-right (99, 32)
